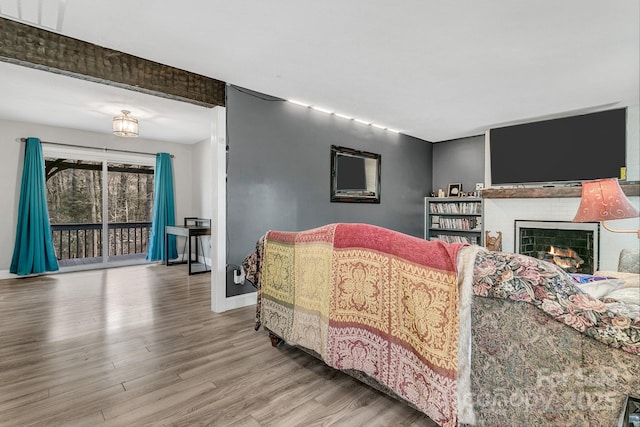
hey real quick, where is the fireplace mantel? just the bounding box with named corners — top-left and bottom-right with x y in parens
top-left (482, 182), bottom-right (640, 199)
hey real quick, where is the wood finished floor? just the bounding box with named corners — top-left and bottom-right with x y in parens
top-left (0, 264), bottom-right (436, 427)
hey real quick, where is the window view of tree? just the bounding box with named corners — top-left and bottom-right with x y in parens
top-left (45, 157), bottom-right (154, 264)
top-left (46, 159), bottom-right (104, 225)
top-left (107, 164), bottom-right (154, 224)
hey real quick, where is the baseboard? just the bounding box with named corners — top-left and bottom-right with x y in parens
top-left (225, 292), bottom-right (257, 311)
top-left (0, 269), bottom-right (16, 280)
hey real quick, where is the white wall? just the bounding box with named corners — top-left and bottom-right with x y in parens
top-left (208, 106), bottom-right (255, 312)
top-left (627, 105), bottom-right (640, 181)
top-left (0, 118), bottom-right (194, 272)
top-left (191, 136), bottom-right (213, 262)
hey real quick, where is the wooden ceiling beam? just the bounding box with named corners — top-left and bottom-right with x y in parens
top-left (0, 17), bottom-right (225, 108)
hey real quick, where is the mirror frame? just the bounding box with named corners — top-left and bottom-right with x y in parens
top-left (330, 145), bottom-right (381, 203)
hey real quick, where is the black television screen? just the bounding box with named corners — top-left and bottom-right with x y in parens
top-left (336, 154), bottom-right (367, 191)
top-left (490, 108), bottom-right (626, 185)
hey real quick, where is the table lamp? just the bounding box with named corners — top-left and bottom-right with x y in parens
top-left (573, 178), bottom-right (640, 238)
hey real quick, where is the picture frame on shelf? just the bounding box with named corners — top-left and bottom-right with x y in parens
top-left (447, 183), bottom-right (462, 197)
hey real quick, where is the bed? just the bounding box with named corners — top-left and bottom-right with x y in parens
top-left (242, 223), bottom-right (640, 426)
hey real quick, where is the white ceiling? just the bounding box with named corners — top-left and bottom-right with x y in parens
top-left (0, 0), bottom-right (638, 144)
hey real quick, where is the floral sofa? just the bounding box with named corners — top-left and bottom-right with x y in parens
top-left (469, 249), bottom-right (639, 426)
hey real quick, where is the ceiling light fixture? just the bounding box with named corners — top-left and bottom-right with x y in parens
top-left (112, 110), bottom-right (139, 137)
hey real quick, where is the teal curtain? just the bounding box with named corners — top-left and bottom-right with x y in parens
top-left (10, 138), bottom-right (59, 275)
top-left (147, 153), bottom-right (177, 261)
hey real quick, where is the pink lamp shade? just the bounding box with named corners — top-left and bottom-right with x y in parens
top-left (573, 178), bottom-right (639, 222)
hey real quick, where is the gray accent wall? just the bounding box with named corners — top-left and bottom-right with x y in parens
top-left (226, 86), bottom-right (433, 296)
top-left (432, 135), bottom-right (485, 195)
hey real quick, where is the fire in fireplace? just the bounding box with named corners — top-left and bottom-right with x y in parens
top-left (515, 221), bottom-right (599, 274)
top-left (547, 245), bottom-right (584, 272)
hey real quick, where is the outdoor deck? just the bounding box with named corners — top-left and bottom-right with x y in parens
top-left (57, 253), bottom-right (148, 267)
top-left (52, 222), bottom-right (151, 267)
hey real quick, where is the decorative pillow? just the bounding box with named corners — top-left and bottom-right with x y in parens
top-left (618, 248), bottom-right (640, 274)
top-left (576, 278), bottom-right (625, 299)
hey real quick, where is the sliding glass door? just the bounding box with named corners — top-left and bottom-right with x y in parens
top-left (46, 158), bottom-right (105, 266)
top-left (106, 161), bottom-right (154, 263)
top-left (43, 146), bottom-right (155, 269)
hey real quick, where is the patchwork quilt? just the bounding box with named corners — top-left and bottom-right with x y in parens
top-left (247, 223), bottom-right (473, 427)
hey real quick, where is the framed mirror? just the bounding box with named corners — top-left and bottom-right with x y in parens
top-left (330, 145), bottom-right (381, 203)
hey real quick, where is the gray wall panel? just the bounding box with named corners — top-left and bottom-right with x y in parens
top-left (226, 86), bottom-right (433, 295)
top-left (432, 135), bottom-right (485, 195)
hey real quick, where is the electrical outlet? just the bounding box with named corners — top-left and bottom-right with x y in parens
top-left (233, 269), bottom-right (244, 284)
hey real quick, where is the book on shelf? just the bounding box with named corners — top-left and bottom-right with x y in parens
top-left (429, 201), bottom-right (482, 215)
top-left (432, 234), bottom-right (480, 245)
top-left (436, 217), bottom-right (479, 230)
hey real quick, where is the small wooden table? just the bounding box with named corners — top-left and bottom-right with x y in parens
top-left (165, 224), bottom-right (211, 275)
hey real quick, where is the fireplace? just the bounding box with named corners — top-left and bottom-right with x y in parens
top-left (515, 220), bottom-right (600, 274)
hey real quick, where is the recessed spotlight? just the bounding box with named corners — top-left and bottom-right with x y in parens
top-left (311, 106), bottom-right (333, 114)
top-left (288, 99), bottom-right (310, 107)
top-left (334, 113), bottom-right (353, 120)
top-left (287, 99), bottom-right (401, 134)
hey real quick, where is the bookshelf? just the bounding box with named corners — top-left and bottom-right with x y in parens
top-left (424, 197), bottom-right (484, 245)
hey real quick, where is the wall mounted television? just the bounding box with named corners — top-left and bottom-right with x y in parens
top-left (489, 108), bottom-right (626, 186)
top-left (336, 154), bottom-right (367, 191)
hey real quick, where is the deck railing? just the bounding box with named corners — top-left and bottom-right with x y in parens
top-left (51, 222), bottom-right (152, 261)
